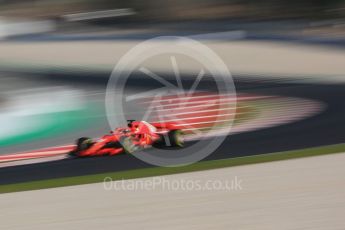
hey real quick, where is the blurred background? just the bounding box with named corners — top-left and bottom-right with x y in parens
top-left (1, 2), bottom-right (345, 229)
top-left (0, 0), bottom-right (344, 38)
top-left (0, 0), bottom-right (344, 159)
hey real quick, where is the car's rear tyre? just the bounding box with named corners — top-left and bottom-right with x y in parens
top-left (154, 130), bottom-right (185, 148)
top-left (168, 130), bottom-right (185, 147)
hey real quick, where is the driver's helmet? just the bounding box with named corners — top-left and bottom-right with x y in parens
top-left (133, 121), bottom-right (157, 134)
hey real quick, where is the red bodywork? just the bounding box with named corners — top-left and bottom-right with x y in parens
top-left (70, 121), bottom-right (180, 157)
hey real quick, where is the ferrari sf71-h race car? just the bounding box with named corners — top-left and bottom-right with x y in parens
top-left (69, 120), bottom-right (185, 157)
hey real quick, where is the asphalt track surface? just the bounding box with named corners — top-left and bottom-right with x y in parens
top-left (1, 73), bottom-right (345, 185)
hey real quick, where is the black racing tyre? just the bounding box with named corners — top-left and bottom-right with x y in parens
top-left (76, 137), bottom-right (93, 151)
top-left (168, 130), bottom-right (185, 147)
top-left (68, 137), bottom-right (94, 158)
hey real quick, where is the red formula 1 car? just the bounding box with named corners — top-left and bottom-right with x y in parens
top-left (68, 120), bottom-right (185, 157)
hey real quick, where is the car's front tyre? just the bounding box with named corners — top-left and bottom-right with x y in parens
top-left (68, 137), bottom-right (93, 157)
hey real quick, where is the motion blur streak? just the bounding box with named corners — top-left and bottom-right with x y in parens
top-left (0, 0), bottom-right (345, 229)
